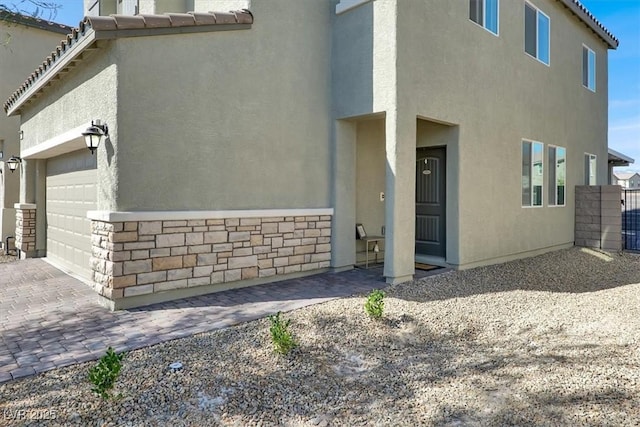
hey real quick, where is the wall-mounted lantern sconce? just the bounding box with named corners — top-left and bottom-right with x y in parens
top-left (19, 130), bottom-right (24, 140)
top-left (82, 120), bottom-right (108, 155)
top-left (7, 156), bottom-right (21, 173)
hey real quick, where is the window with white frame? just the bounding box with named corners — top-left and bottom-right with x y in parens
top-left (524, 2), bottom-right (550, 65)
top-left (582, 45), bottom-right (596, 91)
top-left (470, 0), bottom-right (499, 35)
top-left (522, 140), bottom-right (544, 207)
top-left (584, 153), bottom-right (597, 185)
top-left (548, 146), bottom-right (566, 206)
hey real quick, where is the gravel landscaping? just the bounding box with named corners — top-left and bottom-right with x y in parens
top-left (1, 247), bottom-right (639, 426)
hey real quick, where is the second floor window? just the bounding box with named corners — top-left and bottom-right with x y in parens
top-left (470, 0), bottom-right (499, 35)
top-left (583, 45), bottom-right (596, 91)
top-left (525, 2), bottom-right (550, 65)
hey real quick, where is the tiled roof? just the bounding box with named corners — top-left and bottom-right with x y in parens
top-left (4, 10), bottom-right (253, 115)
top-left (82, 10), bottom-right (252, 31)
top-left (614, 172), bottom-right (639, 180)
top-left (0, 10), bottom-right (73, 35)
top-left (558, 0), bottom-right (618, 48)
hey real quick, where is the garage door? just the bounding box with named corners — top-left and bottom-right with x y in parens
top-left (46, 150), bottom-right (97, 280)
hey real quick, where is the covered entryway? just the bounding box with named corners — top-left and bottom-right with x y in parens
top-left (416, 146), bottom-right (446, 258)
top-left (415, 118), bottom-right (458, 266)
top-left (45, 150), bottom-right (97, 280)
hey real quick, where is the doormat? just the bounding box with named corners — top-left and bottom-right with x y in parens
top-left (415, 263), bottom-right (440, 271)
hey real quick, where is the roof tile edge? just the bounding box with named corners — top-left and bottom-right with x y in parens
top-left (558, 0), bottom-right (619, 49)
top-left (0, 10), bottom-right (73, 34)
top-left (3, 9), bottom-right (253, 114)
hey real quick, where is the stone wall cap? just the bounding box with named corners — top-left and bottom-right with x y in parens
top-left (14, 203), bottom-right (37, 209)
top-left (87, 208), bottom-right (334, 222)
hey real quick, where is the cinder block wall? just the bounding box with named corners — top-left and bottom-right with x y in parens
top-left (575, 186), bottom-right (622, 250)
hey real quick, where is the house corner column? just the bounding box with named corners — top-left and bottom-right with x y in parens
top-left (35, 159), bottom-right (47, 257)
top-left (330, 120), bottom-right (357, 270)
top-left (14, 159), bottom-right (37, 259)
top-left (383, 111), bottom-right (416, 284)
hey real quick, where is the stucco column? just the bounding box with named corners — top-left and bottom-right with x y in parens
top-left (0, 160), bottom-right (18, 248)
top-left (19, 158), bottom-right (36, 205)
top-left (35, 159), bottom-right (47, 256)
top-left (383, 111), bottom-right (416, 284)
top-left (330, 119), bottom-right (357, 270)
top-left (14, 158), bottom-right (37, 258)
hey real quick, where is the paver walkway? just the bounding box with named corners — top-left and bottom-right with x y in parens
top-left (0, 259), bottom-right (443, 383)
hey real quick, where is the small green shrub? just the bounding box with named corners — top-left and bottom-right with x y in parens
top-left (365, 289), bottom-right (385, 319)
top-left (268, 312), bottom-right (297, 355)
top-left (88, 347), bottom-right (125, 400)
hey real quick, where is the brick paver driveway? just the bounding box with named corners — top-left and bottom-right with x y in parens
top-left (0, 259), bottom-right (443, 383)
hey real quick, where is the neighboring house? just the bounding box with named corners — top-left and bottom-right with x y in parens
top-left (3, 0), bottom-right (618, 309)
top-left (608, 148), bottom-right (635, 185)
top-left (0, 12), bottom-right (71, 252)
top-left (614, 172), bottom-right (640, 189)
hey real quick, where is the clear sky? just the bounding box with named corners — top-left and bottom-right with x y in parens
top-left (20, 0), bottom-right (640, 173)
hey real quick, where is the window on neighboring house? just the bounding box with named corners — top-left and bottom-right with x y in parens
top-left (470, 0), bottom-right (499, 35)
top-left (582, 45), bottom-right (596, 91)
top-left (584, 153), bottom-right (597, 185)
top-left (522, 140), bottom-right (544, 207)
top-left (524, 2), bottom-right (550, 65)
top-left (548, 146), bottom-right (566, 206)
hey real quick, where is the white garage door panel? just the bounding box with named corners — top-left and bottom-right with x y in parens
top-left (46, 168), bottom-right (97, 281)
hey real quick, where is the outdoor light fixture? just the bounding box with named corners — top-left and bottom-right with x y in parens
top-left (82, 120), bottom-right (108, 155)
top-left (7, 156), bottom-right (21, 173)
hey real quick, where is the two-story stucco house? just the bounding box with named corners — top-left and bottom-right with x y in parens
top-left (615, 172), bottom-right (640, 189)
top-left (3, 0), bottom-right (618, 310)
top-left (0, 12), bottom-right (71, 253)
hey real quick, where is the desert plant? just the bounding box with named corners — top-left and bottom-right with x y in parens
top-left (365, 289), bottom-right (385, 319)
top-left (88, 347), bottom-right (125, 400)
top-left (268, 311), bottom-right (297, 355)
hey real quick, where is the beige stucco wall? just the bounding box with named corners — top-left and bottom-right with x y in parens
top-left (112, 0), bottom-right (332, 211)
top-left (18, 44), bottom-right (118, 212)
top-left (355, 119), bottom-right (385, 237)
top-left (331, 0), bottom-right (416, 281)
top-left (0, 22), bottom-right (67, 245)
top-left (397, 0), bottom-right (610, 268)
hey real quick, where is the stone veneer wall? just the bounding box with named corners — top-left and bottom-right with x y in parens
top-left (90, 214), bottom-right (332, 302)
top-left (14, 205), bottom-right (36, 258)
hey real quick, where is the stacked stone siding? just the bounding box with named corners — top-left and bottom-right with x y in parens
top-left (15, 206), bottom-right (36, 257)
top-left (90, 215), bottom-right (332, 301)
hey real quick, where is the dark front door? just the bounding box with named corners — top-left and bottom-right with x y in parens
top-left (415, 147), bottom-right (446, 257)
